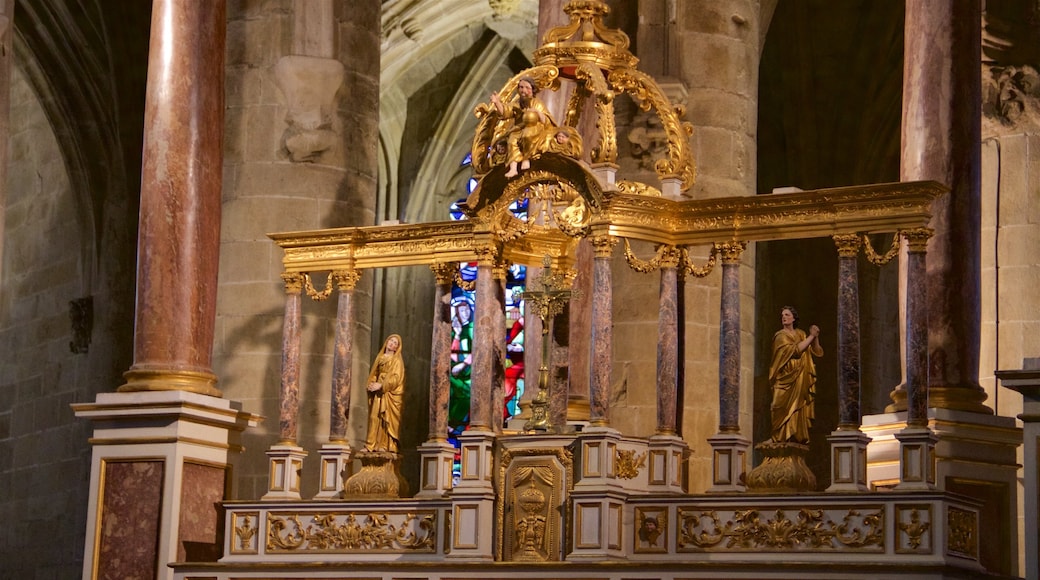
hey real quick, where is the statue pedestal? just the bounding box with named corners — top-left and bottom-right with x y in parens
top-left (343, 450), bottom-right (408, 499)
top-left (747, 441), bottom-right (817, 492)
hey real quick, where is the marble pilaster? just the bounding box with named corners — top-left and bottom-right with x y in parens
top-left (656, 247), bottom-right (680, 436)
top-left (589, 234), bottom-right (617, 427)
top-left (122, 0), bottom-right (226, 397)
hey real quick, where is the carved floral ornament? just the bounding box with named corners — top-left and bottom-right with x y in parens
top-left (264, 511), bottom-right (436, 553)
top-left (677, 506), bottom-right (884, 552)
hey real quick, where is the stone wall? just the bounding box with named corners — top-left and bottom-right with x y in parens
top-left (0, 64), bottom-right (92, 579)
top-left (218, 0), bottom-right (381, 499)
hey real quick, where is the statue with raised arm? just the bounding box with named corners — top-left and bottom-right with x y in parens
top-left (365, 334), bottom-right (405, 453)
top-left (768, 306), bottom-right (823, 444)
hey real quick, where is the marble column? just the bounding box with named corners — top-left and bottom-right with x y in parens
top-left (827, 234), bottom-right (870, 492)
top-left (717, 242), bottom-right (745, 433)
top-left (707, 241), bottom-right (749, 493)
top-left (588, 234), bottom-right (617, 428)
top-left (121, 0), bottom-right (226, 397)
top-left (427, 263), bottom-right (454, 441)
top-left (491, 262), bottom-right (508, 434)
top-left (316, 269), bottom-right (361, 499)
top-left (264, 273), bottom-right (307, 500)
top-left (416, 263), bottom-right (456, 498)
top-left (834, 234), bottom-right (863, 429)
top-left (656, 246), bottom-right (681, 435)
top-left (895, 228), bottom-right (937, 491)
top-left (895, 0), bottom-right (988, 414)
top-left (469, 247), bottom-right (499, 431)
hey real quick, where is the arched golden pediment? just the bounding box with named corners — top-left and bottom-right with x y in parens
top-left (464, 154), bottom-right (603, 239)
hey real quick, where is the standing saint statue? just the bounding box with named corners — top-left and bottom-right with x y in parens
top-left (365, 334), bottom-right (404, 453)
top-left (768, 306), bottom-right (823, 444)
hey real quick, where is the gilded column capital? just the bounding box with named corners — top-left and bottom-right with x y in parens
top-left (658, 244), bottom-right (681, 269)
top-left (281, 272), bottom-right (304, 294)
top-left (430, 262), bottom-right (456, 285)
top-left (474, 244), bottom-right (501, 265)
top-left (716, 240), bottom-right (747, 264)
top-left (901, 227), bottom-right (934, 252)
top-left (832, 233), bottom-right (862, 258)
top-left (491, 257), bottom-right (509, 281)
top-left (590, 234), bottom-right (618, 259)
top-left (333, 269), bottom-right (362, 291)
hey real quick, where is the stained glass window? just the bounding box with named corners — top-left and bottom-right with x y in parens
top-left (446, 157), bottom-right (527, 473)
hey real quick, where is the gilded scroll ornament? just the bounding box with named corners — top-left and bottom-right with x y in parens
top-left (616, 180), bottom-right (662, 197)
top-left (678, 507), bottom-right (884, 552)
top-left (615, 448), bottom-right (647, 479)
top-left (266, 511), bottom-right (436, 552)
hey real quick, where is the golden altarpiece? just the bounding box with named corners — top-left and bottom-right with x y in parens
top-left (172, 2), bottom-right (992, 578)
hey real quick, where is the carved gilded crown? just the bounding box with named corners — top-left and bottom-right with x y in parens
top-left (472, 0), bottom-right (695, 199)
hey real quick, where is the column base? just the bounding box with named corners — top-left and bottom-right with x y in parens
top-left (415, 440), bottom-right (456, 498)
top-left (646, 433), bottom-right (687, 494)
top-left (262, 444), bottom-right (307, 500)
top-left (343, 450), bottom-right (409, 499)
top-left (454, 429), bottom-right (495, 492)
top-left (314, 442), bottom-right (353, 499)
top-left (746, 441), bottom-right (816, 492)
top-left (893, 427), bottom-right (937, 491)
top-left (706, 432), bottom-right (749, 493)
top-left (826, 429), bottom-right (871, 492)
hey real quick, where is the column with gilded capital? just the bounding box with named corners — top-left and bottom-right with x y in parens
top-left (417, 263), bottom-right (456, 498)
top-left (316, 269), bottom-right (361, 499)
top-left (826, 234), bottom-right (870, 492)
top-left (708, 241), bottom-right (749, 493)
top-left (895, 228), bottom-right (937, 490)
top-left (264, 272), bottom-right (308, 500)
top-left (648, 245), bottom-right (687, 494)
top-left (449, 247), bottom-right (497, 559)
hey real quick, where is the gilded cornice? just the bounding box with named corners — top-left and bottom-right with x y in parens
top-left (270, 181), bottom-right (944, 277)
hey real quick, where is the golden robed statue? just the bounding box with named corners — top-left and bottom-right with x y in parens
top-left (768, 306), bottom-right (823, 444)
top-left (365, 334), bottom-right (404, 453)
